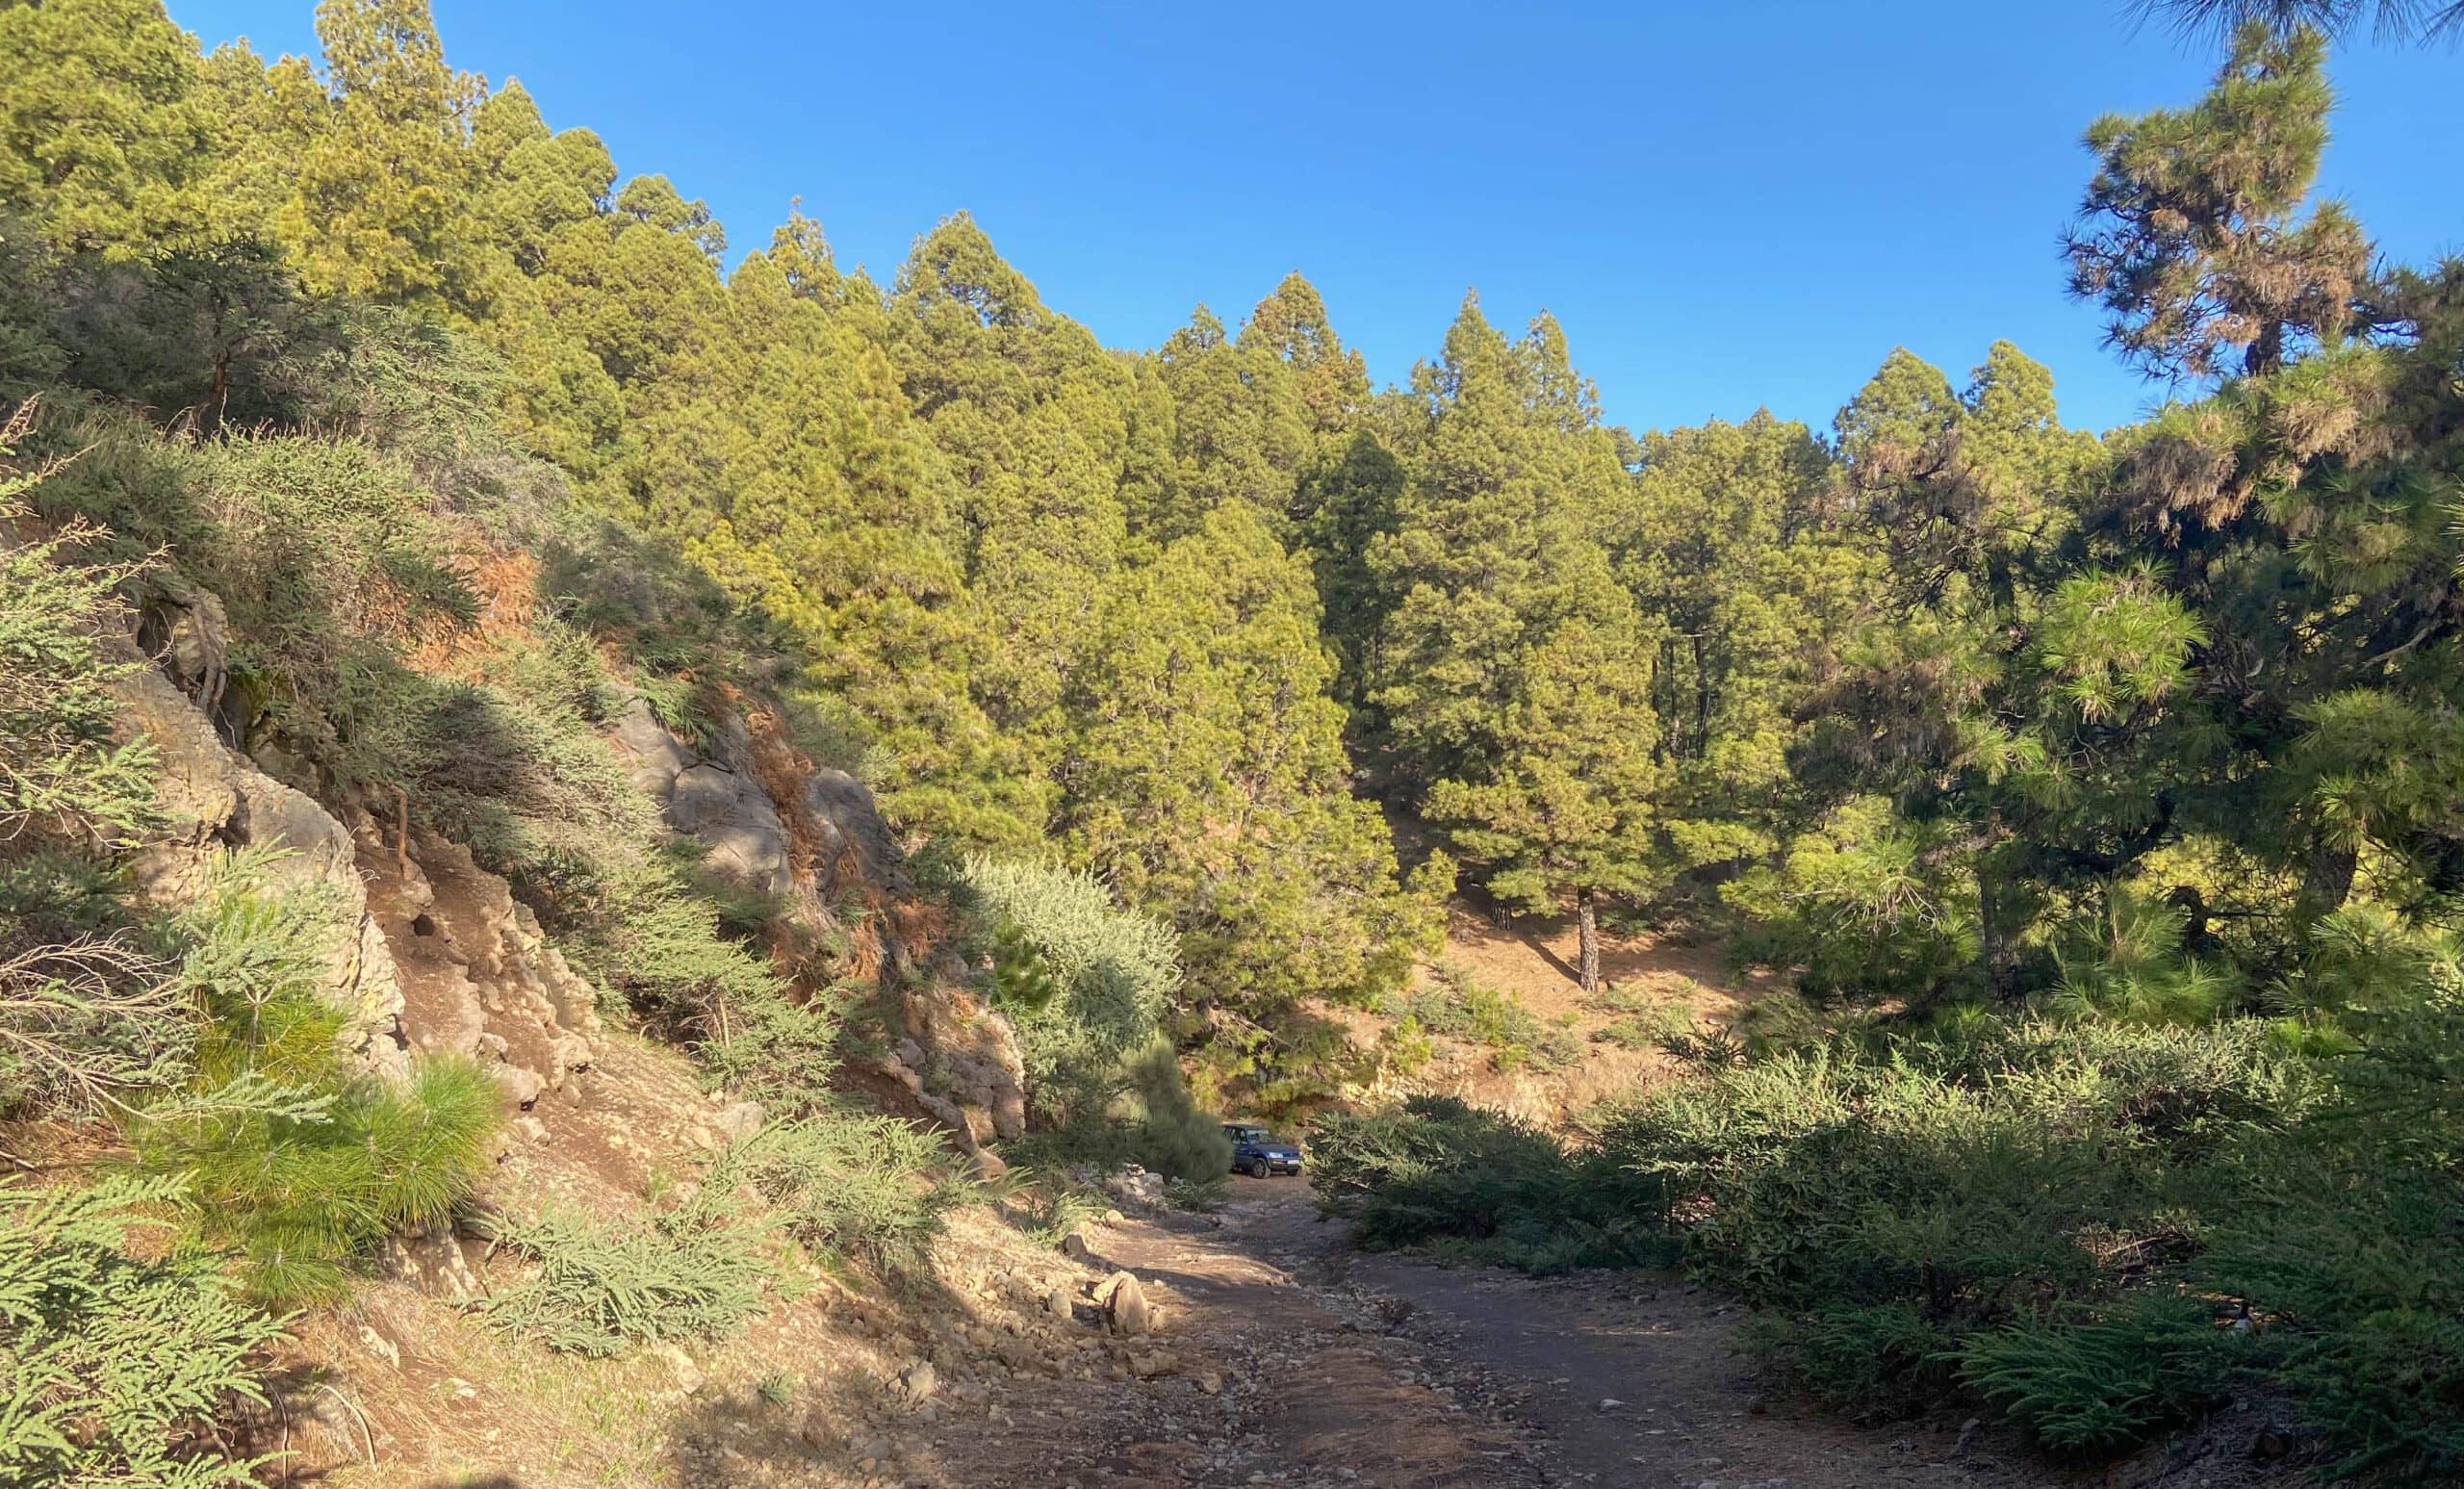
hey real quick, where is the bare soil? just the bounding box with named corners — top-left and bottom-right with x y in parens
top-left (1328, 908), bottom-right (1782, 1127)
top-left (903, 1178), bottom-right (2062, 1489)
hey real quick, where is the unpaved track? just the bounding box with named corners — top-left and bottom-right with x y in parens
top-left (912, 1179), bottom-right (2056, 1489)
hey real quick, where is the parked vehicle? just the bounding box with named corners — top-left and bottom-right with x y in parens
top-left (1222, 1121), bottom-right (1302, 1178)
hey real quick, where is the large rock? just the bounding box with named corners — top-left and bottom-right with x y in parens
top-left (802, 766), bottom-right (906, 896)
top-left (898, 981), bottom-right (1029, 1142)
top-left (1097, 1272), bottom-right (1151, 1338)
top-left (604, 693), bottom-right (1030, 1156)
top-left (366, 833), bottom-right (600, 1108)
top-left (115, 668), bottom-right (408, 1076)
top-left (606, 697), bottom-right (793, 898)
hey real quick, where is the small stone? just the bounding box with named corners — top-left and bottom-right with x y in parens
top-left (1196, 1372), bottom-right (1222, 1395)
top-left (893, 1361), bottom-right (937, 1404)
top-left (714, 1099), bottom-right (765, 1142)
top-left (654, 1346), bottom-right (704, 1397)
top-left (489, 1064), bottom-right (546, 1109)
top-left (356, 1323), bottom-right (399, 1368)
top-left (1599, 1398), bottom-right (1626, 1412)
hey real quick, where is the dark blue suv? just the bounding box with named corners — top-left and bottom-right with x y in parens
top-left (1223, 1121), bottom-right (1302, 1178)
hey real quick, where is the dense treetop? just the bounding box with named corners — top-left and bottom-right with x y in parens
top-left (3, 0), bottom-right (2459, 1085)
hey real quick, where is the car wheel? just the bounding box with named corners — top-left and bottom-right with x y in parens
top-left (1249, 1159), bottom-right (1270, 1179)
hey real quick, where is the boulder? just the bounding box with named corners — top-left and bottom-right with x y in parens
top-left (1098, 1272), bottom-right (1151, 1338)
top-left (605, 697), bottom-right (793, 897)
top-left (893, 1360), bottom-right (938, 1405)
top-left (713, 1099), bottom-right (765, 1142)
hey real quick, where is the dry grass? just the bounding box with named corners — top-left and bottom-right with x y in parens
top-left (1338, 908), bottom-right (1783, 1128)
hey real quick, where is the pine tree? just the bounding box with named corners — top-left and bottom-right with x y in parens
top-left (274, 0), bottom-right (481, 303)
top-left (0, 0), bottom-right (216, 254)
top-left (1145, 304), bottom-right (1310, 542)
top-left (1059, 503), bottom-right (1431, 1016)
top-left (1609, 411), bottom-right (1868, 894)
top-left (886, 214), bottom-right (1138, 757)
top-left (2065, 22), bottom-right (2369, 381)
top-left (1370, 295), bottom-right (1660, 990)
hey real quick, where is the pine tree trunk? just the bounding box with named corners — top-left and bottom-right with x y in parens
top-left (1977, 869), bottom-right (2019, 999)
top-left (2295, 840), bottom-right (2358, 935)
top-left (1577, 889), bottom-right (1602, 996)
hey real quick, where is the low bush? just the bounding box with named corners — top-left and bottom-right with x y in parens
top-left (0, 426), bottom-right (159, 853)
top-left (958, 858), bottom-right (1177, 1128)
top-left (733, 1115), bottom-right (966, 1273)
top-left (1307, 1095), bottom-right (1673, 1272)
top-left (131, 854), bottom-right (500, 1304)
top-left (1396, 963), bottom-right (1581, 1073)
top-left (0, 1175), bottom-right (282, 1488)
top-left (477, 1180), bottom-right (772, 1356)
top-left (1319, 1006), bottom-right (2464, 1478)
top-left (1956, 1294), bottom-right (2230, 1453)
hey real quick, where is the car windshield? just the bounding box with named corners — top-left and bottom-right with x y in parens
top-left (1225, 1124), bottom-right (1271, 1142)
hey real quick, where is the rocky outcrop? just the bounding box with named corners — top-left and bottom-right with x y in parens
top-left (605, 693), bottom-right (1028, 1163)
top-left (115, 666), bottom-right (410, 1077)
top-left (363, 830), bottom-right (600, 1113)
top-left (610, 699), bottom-right (795, 899)
top-left (114, 635), bottom-right (602, 1112)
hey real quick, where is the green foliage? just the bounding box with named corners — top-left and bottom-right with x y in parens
top-left (477, 1181), bottom-right (770, 1357)
top-left (732, 1115), bottom-right (965, 1273)
top-left (1390, 963), bottom-right (1581, 1073)
top-left (0, 1175), bottom-right (280, 1488)
top-left (0, 417), bottom-right (158, 850)
top-left (1327, 1001), bottom-right (2464, 1476)
top-left (131, 854), bottom-right (500, 1304)
top-left (1306, 1095), bottom-right (1671, 1272)
top-left (7, 7), bottom-right (2464, 1476)
top-left (986, 917), bottom-right (1060, 1013)
top-left (1957, 1295), bottom-right (2228, 1452)
top-left (1058, 503), bottom-right (1433, 1032)
top-left (1119, 1040), bottom-right (1231, 1184)
top-left (1366, 297), bottom-right (1660, 988)
top-left (960, 857), bottom-right (1177, 1126)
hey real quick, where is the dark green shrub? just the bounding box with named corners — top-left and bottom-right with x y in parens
top-left (1957, 1294), bottom-right (2229, 1452)
top-left (1747, 1302), bottom-right (1959, 1420)
top-left (0, 1176), bottom-right (281, 1487)
top-left (1308, 1095), bottom-right (1673, 1271)
top-left (1122, 1040), bottom-right (1231, 1183)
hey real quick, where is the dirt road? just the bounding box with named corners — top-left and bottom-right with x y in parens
top-left (909, 1178), bottom-right (2054, 1489)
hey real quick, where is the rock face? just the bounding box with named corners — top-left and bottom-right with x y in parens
top-left (612, 699), bottom-right (796, 900)
top-left (115, 666), bottom-right (409, 1077)
top-left (364, 831), bottom-right (600, 1113)
top-left (114, 648), bottom-right (602, 1116)
top-left (604, 695), bottom-right (1029, 1161)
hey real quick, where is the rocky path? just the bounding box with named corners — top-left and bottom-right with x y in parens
top-left (904, 1179), bottom-right (2057, 1489)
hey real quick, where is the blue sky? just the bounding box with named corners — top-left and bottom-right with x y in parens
top-left (169, 0), bottom-right (2461, 438)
